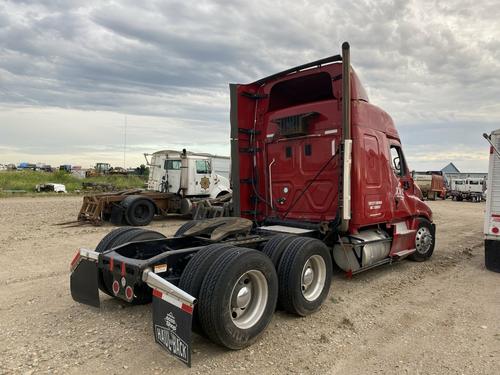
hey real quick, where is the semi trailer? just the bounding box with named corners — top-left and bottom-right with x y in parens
top-left (70, 42), bottom-right (436, 366)
top-left (76, 149), bottom-right (232, 226)
top-left (483, 131), bottom-right (500, 272)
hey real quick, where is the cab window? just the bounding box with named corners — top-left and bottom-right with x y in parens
top-left (196, 160), bottom-right (211, 174)
top-left (389, 145), bottom-right (406, 177)
top-left (165, 160), bottom-right (181, 170)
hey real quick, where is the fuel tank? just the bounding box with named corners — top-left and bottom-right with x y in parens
top-left (333, 229), bottom-right (391, 272)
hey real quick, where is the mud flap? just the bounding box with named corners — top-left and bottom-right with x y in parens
top-left (110, 204), bottom-right (125, 225)
top-left (152, 289), bottom-right (193, 367)
top-left (70, 258), bottom-right (100, 308)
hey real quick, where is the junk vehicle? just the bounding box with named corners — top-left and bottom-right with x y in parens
top-left (70, 43), bottom-right (435, 367)
top-left (412, 171), bottom-right (446, 200)
top-left (85, 162), bottom-right (112, 177)
top-left (450, 177), bottom-right (485, 202)
top-left (85, 163), bottom-right (129, 177)
top-left (35, 183), bottom-right (67, 193)
top-left (59, 164), bottom-right (72, 172)
top-left (76, 149), bottom-right (232, 226)
top-left (483, 131), bottom-right (500, 272)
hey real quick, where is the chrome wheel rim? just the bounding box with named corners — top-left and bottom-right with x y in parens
top-left (301, 255), bottom-right (326, 301)
top-left (415, 227), bottom-right (432, 254)
top-left (229, 270), bottom-right (268, 329)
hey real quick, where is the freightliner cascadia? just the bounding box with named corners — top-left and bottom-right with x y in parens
top-left (70, 42), bottom-right (435, 367)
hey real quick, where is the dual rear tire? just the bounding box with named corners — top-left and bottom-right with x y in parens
top-left (276, 237), bottom-right (333, 316)
top-left (180, 245), bottom-right (278, 349)
top-left (179, 235), bottom-right (333, 349)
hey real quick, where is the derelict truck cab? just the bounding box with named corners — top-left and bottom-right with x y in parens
top-left (146, 150), bottom-right (230, 198)
top-left (69, 43), bottom-right (436, 367)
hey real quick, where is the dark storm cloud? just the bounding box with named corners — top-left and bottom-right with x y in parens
top-left (0, 0), bottom-right (499, 170)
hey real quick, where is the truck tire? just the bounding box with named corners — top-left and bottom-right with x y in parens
top-left (95, 227), bottom-right (136, 254)
top-left (262, 234), bottom-right (296, 267)
top-left (277, 237), bottom-right (333, 316)
top-left (100, 228), bottom-right (166, 304)
top-left (174, 220), bottom-right (198, 237)
top-left (198, 248), bottom-right (278, 349)
top-left (178, 244), bottom-right (235, 332)
top-left (121, 196), bottom-right (155, 226)
top-left (408, 218), bottom-right (435, 262)
top-left (95, 227), bottom-right (137, 296)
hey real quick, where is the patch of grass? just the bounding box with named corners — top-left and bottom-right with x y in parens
top-left (0, 170), bottom-right (146, 194)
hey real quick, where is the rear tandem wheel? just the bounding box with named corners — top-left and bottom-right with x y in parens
top-left (277, 237), bottom-right (333, 316)
top-left (95, 227), bottom-right (166, 303)
top-left (197, 247), bottom-right (278, 349)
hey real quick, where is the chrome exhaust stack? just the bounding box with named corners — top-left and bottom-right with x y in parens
top-left (340, 42), bottom-right (352, 232)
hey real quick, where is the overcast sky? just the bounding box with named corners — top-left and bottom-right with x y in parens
top-left (1, 0), bottom-right (499, 171)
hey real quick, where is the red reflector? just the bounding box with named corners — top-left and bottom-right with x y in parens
top-left (492, 227), bottom-right (499, 234)
top-left (121, 262), bottom-right (126, 277)
top-left (152, 289), bottom-right (162, 299)
top-left (112, 280), bottom-right (120, 295)
top-left (181, 303), bottom-right (193, 314)
top-left (70, 250), bottom-right (80, 270)
top-left (109, 257), bottom-right (114, 272)
top-left (125, 286), bottom-right (133, 301)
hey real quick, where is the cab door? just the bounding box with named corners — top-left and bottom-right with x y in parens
top-left (164, 159), bottom-right (182, 193)
top-left (388, 142), bottom-right (414, 220)
top-left (192, 159), bottom-right (212, 196)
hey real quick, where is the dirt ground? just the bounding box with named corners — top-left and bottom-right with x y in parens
top-left (0, 196), bottom-right (499, 375)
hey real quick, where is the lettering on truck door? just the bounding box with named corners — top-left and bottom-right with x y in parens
top-left (361, 132), bottom-right (390, 223)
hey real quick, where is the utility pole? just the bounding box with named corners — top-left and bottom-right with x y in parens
top-left (124, 115), bottom-right (127, 169)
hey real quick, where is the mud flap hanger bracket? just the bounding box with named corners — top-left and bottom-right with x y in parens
top-left (142, 269), bottom-right (196, 307)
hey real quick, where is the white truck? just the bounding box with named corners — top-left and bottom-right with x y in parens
top-left (450, 177), bottom-right (485, 202)
top-left (145, 150), bottom-right (230, 196)
top-left (483, 131), bottom-right (500, 272)
top-left (77, 149), bottom-right (232, 226)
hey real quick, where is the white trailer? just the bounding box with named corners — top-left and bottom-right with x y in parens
top-left (483, 130), bottom-right (500, 272)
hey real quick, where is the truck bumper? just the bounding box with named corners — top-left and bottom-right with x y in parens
top-left (70, 248), bottom-right (196, 367)
top-left (484, 239), bottom-right (500, 273)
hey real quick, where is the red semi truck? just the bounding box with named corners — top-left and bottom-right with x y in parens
top-left (70, 43), bottom-right (435, 366)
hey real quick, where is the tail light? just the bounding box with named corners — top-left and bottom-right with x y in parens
top-left (125, 286), bottom-right (134, 301)
top-left (70, 250), bottom-right (81, 271)
top-left (112, 280), bottom-right (120, 295)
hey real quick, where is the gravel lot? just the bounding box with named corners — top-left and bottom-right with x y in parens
top-left (0, 196), bottom-right (499, 374)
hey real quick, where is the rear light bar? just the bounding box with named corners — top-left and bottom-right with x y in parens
top-left (70, 248), bottom-right (99, 271)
